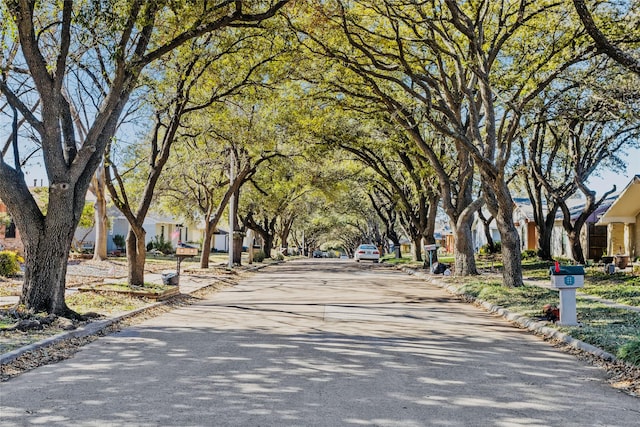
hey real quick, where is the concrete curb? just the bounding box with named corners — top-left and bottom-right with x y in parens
top-left (0, 302), bottom-right (163, 365)
top-left (1, 262), bottom-right (276, 366)
top-left (400, 266), bottom-right (619, 363)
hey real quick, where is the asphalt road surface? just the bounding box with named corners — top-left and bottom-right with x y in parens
top-left (1, 260), bottom-right (639, 426)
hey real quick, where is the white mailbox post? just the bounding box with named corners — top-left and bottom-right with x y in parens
top-left (168, 246), bottom-right (198, 286)
top-left (549, 265), bottom-right (585, 326)
top-left (424, 244), bottom-right (438, 271)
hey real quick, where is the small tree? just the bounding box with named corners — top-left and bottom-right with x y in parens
top-left (0, 250), bottom-right (23, 277)
top-left (112, 235), bottom-right (125, 252)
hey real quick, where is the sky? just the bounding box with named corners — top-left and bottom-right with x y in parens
top-left (585, 146), bottom-right (640, 196)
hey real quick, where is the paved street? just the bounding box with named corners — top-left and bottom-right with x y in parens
top-left (1, 260), bottom-right (638, 426)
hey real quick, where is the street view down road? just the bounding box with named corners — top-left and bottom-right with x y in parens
top-left (1, 260), bottom-right (639, 426)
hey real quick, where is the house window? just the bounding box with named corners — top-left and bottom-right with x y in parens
top-left (161, 225), bottom-right (165, 239)
top-left (5, 219), bottom-right (16, 238)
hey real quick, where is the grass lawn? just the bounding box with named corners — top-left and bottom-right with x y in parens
top-left (454, 258), bottom-right (640, 366)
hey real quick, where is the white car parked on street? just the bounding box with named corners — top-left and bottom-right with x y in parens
top-left (354, 244), bottom-right (380, 263)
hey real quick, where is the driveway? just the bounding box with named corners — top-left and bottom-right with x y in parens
top-left (1, 260), bottom-right (638, 426)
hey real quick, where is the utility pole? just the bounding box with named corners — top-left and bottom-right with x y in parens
top-left (228, 151), bottom-right (235, 269)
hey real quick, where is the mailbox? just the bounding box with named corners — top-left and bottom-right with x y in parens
top-left (176, 246), bottom-right (198, 256)
top-left (549, 265), bottom-right (585, 289)
top-left (172, 246), bottom-right (198, 287)
top-left (549, 264), bottom-right (585, 326)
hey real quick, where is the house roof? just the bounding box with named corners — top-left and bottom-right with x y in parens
top-left (513, 197), bottom-right (535, 221)
top-left (597, 175), bottom-right (640, 225)
top-left (558, 192), bottom-right (618, 223)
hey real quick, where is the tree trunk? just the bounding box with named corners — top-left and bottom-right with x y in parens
top-left (126, 226), bottom-right (146, 286)
top-left (391, 237), bottom-right (401, 258)
top-left (279, 230), bottom-right (289, 255)
top-left (485, 183), bottom-right (524, 287)
top-left (263, 233), bottom-right (274, 258)
top-left (92, 174), bottom-right (108, 261)
top-left (477, 209), bottom-right (496, 253)
top-left (14, 185), bottom-right (85, 316)
top-left (20, 227), bottom-right (73, 315)
top-left (412, 236), bottom-right (423, 262)
top-left (537, 214), bottom-right (556, 261)
top-left (200, 220), bottom-right (215, 269)
top-left (453, 218), bottom-right (478, 276)
top-left (494, 210), bottom-right (524, 287)
top-left (568, 230), bottom-right (585, 264)
top-left (232, 232), bottom-right (243, 265)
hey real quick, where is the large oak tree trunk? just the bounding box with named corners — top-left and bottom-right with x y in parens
top-left (453, 218), bottom-right (478, 276)
top-left (92, 173), bottom-right (109, 261)
top-left (15, 184), bottom-right (88, 315)
top-left (20, 221), bottom-right (74, 315)
top-left (568, 230), bottom-right (585, 264)
top-left (126, 227), bottom-right (146, 286)
top-left (449, 192), bottom-right (481, 275)
top-left (262, 233), bottom-right (274, 259)
top-left (537, 215), bottom-right (556, 261)
top-left (411, 236), bottom-right (423, 262)
top-left (486, 183), bottom-right (524, 287)
top-left (233, 232), bottom-right (243, 265)
top-left (200, 222), bottom-right (215, 269)
top-left (494, 210), bottom-right (524, 287)
top-left (392, 237), bottom-right (401, 258)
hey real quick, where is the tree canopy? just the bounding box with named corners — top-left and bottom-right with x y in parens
top-left (2, 0), bottom-right (639, 313)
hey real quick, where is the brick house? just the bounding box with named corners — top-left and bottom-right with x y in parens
top-left (0, 199), bottom-right (24, 255)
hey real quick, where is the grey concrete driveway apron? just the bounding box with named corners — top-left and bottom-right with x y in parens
top-left (1, 260), bottom-right (638, 426)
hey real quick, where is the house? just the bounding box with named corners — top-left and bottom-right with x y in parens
top-left (468, 193), bottom-right (616, 261)
top-left (76, 207), bottom-right (259, 254)
top-left (75, 208), bottom-right (233, 253)
top-left (0, 199), bottom-right (24, 255)
top-left (596, 175), bottom-right (640, 260)
top-left (550, 193), bottom-right (618, 262)
top-left (471, 198), bottom-right (537, 252)
top-left (513, 198), bottom-right (537, 252)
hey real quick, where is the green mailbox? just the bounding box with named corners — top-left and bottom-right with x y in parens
top-left (549, 264), bottom-right (585, 326)
top-left (549, 265), bottom-right (585, 289)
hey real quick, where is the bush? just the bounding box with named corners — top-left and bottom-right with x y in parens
top-left (113, 234), bottom-right (126, 250)
top-left (150, 234), bottom-right (173, 254)
top-left (253, 250), bottom-right (266, 263)
top-left (479, 241), bottom-right (501, 255)
top-left (0, 250), bottom-right (23, 277)
top-left (521, 249), bottom-right (537, 260)
top-left (275, 253), bottom-right (284, 261)
top-left (617, 337), bottom-right (640, 366)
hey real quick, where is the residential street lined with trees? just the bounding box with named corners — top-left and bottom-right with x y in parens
top-left (1, 1), bottom-right (640, 411)
top-left (1, 0), bottom-right (639, 317)
top-left (1, 261), bottom-right (639, 425)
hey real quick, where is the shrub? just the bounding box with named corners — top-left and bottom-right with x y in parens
top-left (253, 250), bottom-right (266, 263)
top-left (275, 253), bottom-right (284, 261)
top-left (521, 249), bottom-right (537, 260)
top-left (617, 337), bottom-right (640, 366)
top-left (0, 250), bottom-right (23, 277)
top-left (479, 241), bottom-right (501, 255)
top-left (112, 234), bottom-right (126, 250)
top-left (150, 234), bottom-right (173, 254)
